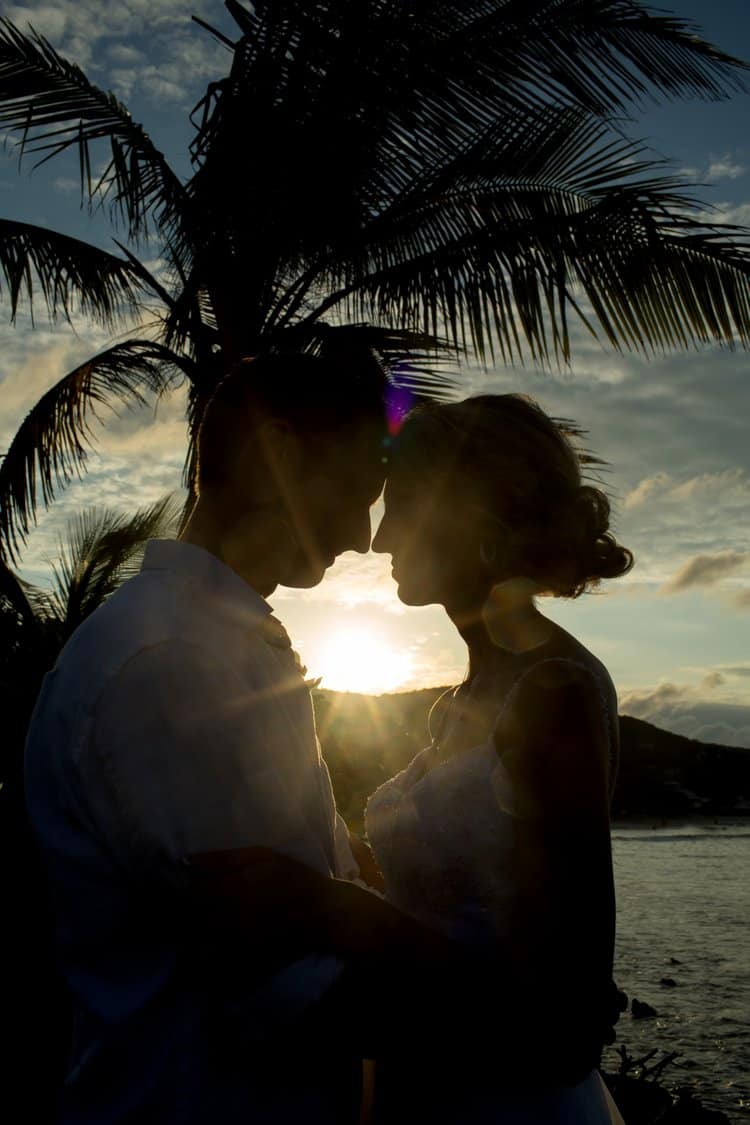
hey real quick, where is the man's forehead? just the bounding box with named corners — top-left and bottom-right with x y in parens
top-left (320, 420), bottom-right (388, 467)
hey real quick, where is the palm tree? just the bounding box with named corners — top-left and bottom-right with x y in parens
top-left (2, 0), bottom-right (750, 563)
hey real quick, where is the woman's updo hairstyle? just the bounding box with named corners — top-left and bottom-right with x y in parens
top-left (394, 393), bottom-right (633, 598)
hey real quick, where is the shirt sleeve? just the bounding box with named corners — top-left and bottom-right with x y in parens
top-left (333, 812), bottom-right (359, 880)
top-left (79, 638), bottom-right (316, 890)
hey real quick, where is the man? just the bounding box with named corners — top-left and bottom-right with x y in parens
top-left (24, 352), bottom-right (463, 1124)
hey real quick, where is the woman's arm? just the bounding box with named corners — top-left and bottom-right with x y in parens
top-left (494, 658), bottom-right (617, 1053)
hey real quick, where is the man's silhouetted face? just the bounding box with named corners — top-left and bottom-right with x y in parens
top-left (278, 418), bottom-right (387, 588)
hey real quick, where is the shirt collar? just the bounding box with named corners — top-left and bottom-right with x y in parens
top-left (141, 539), bottom-right (273, 624)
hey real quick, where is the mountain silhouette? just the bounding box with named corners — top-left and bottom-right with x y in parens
top-left (313, 688), bottom-right (750, 833)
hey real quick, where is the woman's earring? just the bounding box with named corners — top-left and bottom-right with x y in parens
top-left (479, 540), bottom-right (498, 567)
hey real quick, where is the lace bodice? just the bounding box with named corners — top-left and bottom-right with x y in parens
top-left (365, 654), bottom-right (617, 946)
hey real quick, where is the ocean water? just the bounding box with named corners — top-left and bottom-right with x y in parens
top-left (602, 822), bottom-right (750, 1121)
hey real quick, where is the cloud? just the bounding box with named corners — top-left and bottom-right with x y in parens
top-left (706, 156), bottom-right (746, 181)
top-left (17, 422), bottom-right (187, 588)
top-left (620, 681), bottom-right (750, 748)
top-left (0, 326), bottom-right (110, 447)
top-left (668, 468), bottom-right (750, 502)
top-left (624, 472), bottom-right (672, 509)
top-left (3, 1), bottom-right (231, 107)
top-left (106, 43), bottom-right (144, 65)
top-left (662, 550), bottom-right (749, 593)
top-left (667, 661), bottom-right (750, 685)
top-left (716, 663), bottom-right (750, 678)
top-left (706, 200), bottom-right (750, 227)
top-left (53, 176), bottom-right (78, 194)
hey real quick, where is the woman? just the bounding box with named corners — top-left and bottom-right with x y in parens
top-left (365, 393), bottom-right (631, 1123)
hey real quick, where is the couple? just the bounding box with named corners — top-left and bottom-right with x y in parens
top-left (25, 352), bottom-right (630, 1123)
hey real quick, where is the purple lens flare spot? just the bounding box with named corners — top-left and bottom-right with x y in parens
top-left (385, 383), bottom-right (415, 436)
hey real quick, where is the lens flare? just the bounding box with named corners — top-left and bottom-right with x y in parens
top-left (385, 383), bottom-right (415, 436)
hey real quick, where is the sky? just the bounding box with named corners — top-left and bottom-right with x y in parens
top-left (1, 1), bottom-right (749, 746)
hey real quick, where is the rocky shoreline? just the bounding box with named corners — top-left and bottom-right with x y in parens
top-left (602, 1046), bottom-right (734, 1124)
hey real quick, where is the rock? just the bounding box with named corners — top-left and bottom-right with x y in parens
top-left (603, 1073), bottom-right (733, 1124)
top-left (660, 977), bottom-right (678, 987)
top-left (632, 998), bottom-right (658, 1019)
top-left (604, 1074), bottom-right (672, 1121)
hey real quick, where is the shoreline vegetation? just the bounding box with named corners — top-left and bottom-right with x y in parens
top-left (602, 1049), bottom-right (734, 1124)
top-left (317, 687), bottom-right (747, 1124)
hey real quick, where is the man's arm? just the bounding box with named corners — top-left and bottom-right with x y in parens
top-left (186, 839), bottom-right (623, 1070)
top-left (186, 843), bottom-right (499, 1060)
top-left (186, 844), bottom-right (454, 972)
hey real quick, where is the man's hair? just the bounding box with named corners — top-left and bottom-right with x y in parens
top-left (196, 352), bottom-right (388, 490)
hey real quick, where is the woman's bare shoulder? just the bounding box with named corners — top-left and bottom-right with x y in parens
top-left (519, 622), bottom-right (616, 703)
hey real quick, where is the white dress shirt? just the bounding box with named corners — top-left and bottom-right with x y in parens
top-left (25, 538), bottom-right (359, 1123)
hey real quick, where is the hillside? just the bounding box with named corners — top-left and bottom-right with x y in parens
top-left (313, 688), bottom-right (750, 832)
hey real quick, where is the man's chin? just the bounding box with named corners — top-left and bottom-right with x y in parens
top-left (279, 559), bottom-right (329, 589)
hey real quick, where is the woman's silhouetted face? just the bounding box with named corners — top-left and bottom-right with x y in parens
top-left (373, 455), bottom-right (492, 611)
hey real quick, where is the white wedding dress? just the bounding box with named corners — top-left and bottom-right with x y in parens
top-left (364, 654), bottom-right (625, 1124)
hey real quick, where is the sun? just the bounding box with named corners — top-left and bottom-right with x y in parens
top-left (313, 627), bottom-right (413, 694)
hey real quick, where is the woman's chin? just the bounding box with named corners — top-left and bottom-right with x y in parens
top-left (394, 579), bottom-right (434, 607)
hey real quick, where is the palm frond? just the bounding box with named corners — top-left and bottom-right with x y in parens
top-left (292, 106), bottom-right (750, 363)
top-left (0, 341), bottom-right (190, 562)
top-left (49, 494), bottom-right (182, 636)
top-left (185, 0), bottom-right (749, 364)
top-left (417, 0), bottom-right (748, 116)
top-left (0, 554), bottom-right (35, 626)
top-left (0, 19), bottom-right (187, 253)
top-left (194, 0), bottom-right (749, 221)
top-left (205, 0), bottom-right (748, 172)
top-left (0, 219), bottom-right (148, 325)
top-left (327, 200), bottom-right (750, 364)
top-left (570, 204), bottom-right (750, 353)
top-left (162, 269), bottom-right (220, 359)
